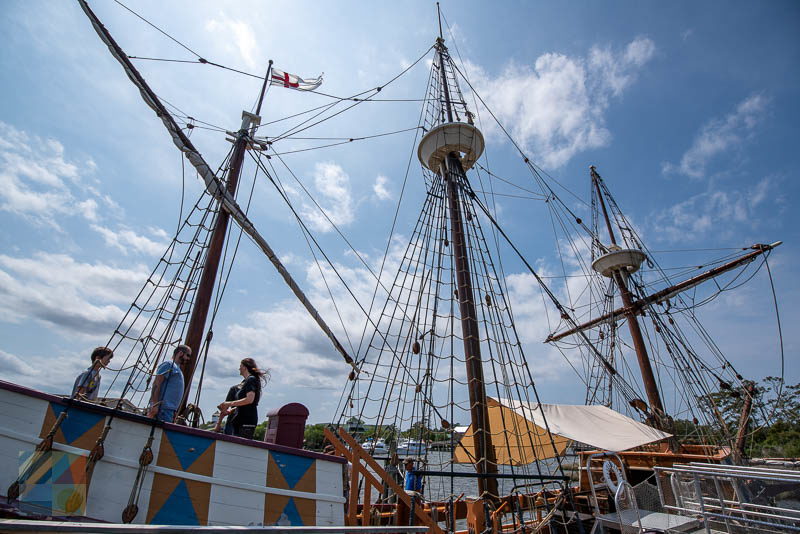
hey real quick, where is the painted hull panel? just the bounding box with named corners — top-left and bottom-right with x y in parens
top-left (0, 381), bottom-right (345, 526)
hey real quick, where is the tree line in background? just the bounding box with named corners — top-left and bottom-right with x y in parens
top-left (204, 377), bottom-right (798, 458)
top-left (676, 377), bottom-right (800, 458)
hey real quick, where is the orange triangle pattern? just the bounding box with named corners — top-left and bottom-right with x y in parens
top-left (266, 454), bottom-right (288, 490)
top-left (263, 495), bottom-right (316, 526)
top-left (263, 494), bottom-right (290, 524)
top-left (155, 430), bottom-right (216, 476)
top-left (263, 451), bottom-right (317, 526)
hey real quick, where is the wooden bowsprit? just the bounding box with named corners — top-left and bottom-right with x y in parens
top-left (324, 428), bottom-right (444, 534)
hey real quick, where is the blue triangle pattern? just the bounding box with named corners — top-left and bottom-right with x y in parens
top-left (282, 498), bottom-right (303, 525)
top-left (150, 479), bottom-right (198, 525)
top-left (52, 403), bottom-right (104, 444)
top-left (270, 451), bottom-right (314, 489)
top-left (164, 430), bottom-right (214, 471)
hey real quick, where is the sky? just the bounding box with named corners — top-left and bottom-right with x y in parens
top-left (0, 0), bottom-right (798, 424)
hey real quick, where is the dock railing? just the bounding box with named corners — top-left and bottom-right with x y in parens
top-left (653, 462), bottom-right (800, 533)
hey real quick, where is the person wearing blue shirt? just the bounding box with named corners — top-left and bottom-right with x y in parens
top-left (403, 457), bottom-right (422, 494)
top-left (147, 344), bottom-right (191, 422)
top-left (72, 346), bottom-right (114, 400)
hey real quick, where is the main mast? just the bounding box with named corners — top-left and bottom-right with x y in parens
top-left (418, 36), bottom-right (499, 499)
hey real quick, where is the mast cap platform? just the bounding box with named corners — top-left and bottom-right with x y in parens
top-left (418, 122), bottom-right (484, 172)
top-left (592, 248), bottom-right (647, 277)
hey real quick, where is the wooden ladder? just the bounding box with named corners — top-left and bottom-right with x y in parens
top-left (324, 427), bottom-right (444, 534)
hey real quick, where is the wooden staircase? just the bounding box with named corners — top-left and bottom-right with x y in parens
top-left (324, 427), bottom-right (444, 534)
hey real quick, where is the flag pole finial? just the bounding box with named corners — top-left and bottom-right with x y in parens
top-left (255, 60), bottom-right (274, 116)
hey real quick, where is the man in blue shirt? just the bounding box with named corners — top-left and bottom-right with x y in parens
top-left (147, 344), bottom-right (191, 422)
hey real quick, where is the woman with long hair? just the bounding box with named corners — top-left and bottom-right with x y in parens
top-left (217, 358), bottom-right (269, 439)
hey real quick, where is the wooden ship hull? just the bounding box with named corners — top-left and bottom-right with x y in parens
top-left (0, 381), bottom-right (345, 526)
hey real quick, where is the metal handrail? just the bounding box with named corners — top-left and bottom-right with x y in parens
top-left (654, 463), bottom-right (800, 534)
top-left (662, 505), bottom-right (800, 532)
top-left (657, 464), bottom-right (800, 484)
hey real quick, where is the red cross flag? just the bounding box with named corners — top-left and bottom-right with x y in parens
top-left (270, 68), bottom-right (323, 91)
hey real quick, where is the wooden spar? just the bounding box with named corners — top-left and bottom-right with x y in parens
top-left (733, 383), bottom-right (757, 463)
top-left (546, 240), bottom-right (782, 343)
top-left (590, 167), bottom-right (666, 423)
top-left (436, 39), bottom-right (499, 500)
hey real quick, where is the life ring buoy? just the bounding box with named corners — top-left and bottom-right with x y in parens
top-left (602, 460), bottom-right (623, 494)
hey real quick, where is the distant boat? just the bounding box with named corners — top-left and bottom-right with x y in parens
top-left (363, 438), bottom-right (388, 456)
top-left (396, 439), bottom-right (427, 456)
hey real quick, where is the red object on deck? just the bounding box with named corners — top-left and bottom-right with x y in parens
top-left (264, 403), bottom-right (309, 448)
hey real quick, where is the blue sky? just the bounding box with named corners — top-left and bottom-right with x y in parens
top-left (0, 1), bottom-right (797, 423)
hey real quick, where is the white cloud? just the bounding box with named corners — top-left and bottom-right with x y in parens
top-left (373, 174), bottom-right (392, 201)
top-left (0, 348), bottom-right (91, 396)
top-left (0, 252), bottom-right (148, 335)
top-left (663, 94), bottom-right (768, 179)
top-left (653, 177), bottom-right (776, 242)
top-left (211, 240), bottom-right (408, 397)
top-left (0, 121), bottom-right (100, 229)
top-left (0, 349), bottom-right (38, 377)
top-left (467, 37), bottom-right (655, 168)
top-left (77, 198), bottom-right (99, 222)
top-left (205, 16), bottom-right (260, 70)
top-left (301, 162), bottom-right (355, 233)
top-left (91, 224), bottom-right (169, 256)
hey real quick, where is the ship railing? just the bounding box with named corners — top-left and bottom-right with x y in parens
top-left (653, 462), bottom-right (800, 533)
top-left (586, 452), bottom-right (700, 534)
top-left (0, 521), bottom-right (430, 534)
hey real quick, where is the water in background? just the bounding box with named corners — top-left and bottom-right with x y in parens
top-left (371, 450), bottom-right (572, 502)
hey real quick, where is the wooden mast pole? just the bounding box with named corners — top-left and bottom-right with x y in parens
top-left (591, 166), bottom-right (667, 426)
top-left (436, 36), bottom-right (499, 500)
top-left (733, 383), bottom-right (757, 463)
top-left (178, 62), bottom-right (273, 415)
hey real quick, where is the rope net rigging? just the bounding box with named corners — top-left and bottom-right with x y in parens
top-left (335, 41), bottom-right (567, 503)
top-left (98, 144), bottom-right (239, 414)
top-left (535, 165), bottom-right (777, 447)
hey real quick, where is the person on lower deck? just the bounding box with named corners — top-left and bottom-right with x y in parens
top-left (217, 357), bottom-right (269, 439)
top-left (72, 346), bottom-right (114, 401)
top-left (147, 344), bottom-right (191, 422)
top-left (403, 457), bottom-right (423, 494)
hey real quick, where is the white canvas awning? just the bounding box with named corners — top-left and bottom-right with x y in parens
top-left (454, 398), bottom-right (671, 464)
top-left (501, 399), bottom-right (672, 453)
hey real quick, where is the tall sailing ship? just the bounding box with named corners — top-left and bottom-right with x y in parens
top-left (0, 1), bottom-right (786, 531)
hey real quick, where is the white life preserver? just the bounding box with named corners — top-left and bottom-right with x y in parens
top-left (602, 460), bottom-right (623, 494)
